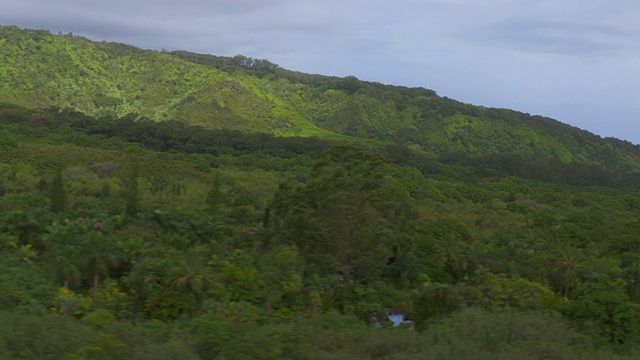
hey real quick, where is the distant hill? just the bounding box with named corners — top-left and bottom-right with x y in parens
top-left (1, 25), bottom-right (639, 171)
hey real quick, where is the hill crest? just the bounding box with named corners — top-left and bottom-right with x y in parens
top-left (1, 24), bottom-right (639, 171)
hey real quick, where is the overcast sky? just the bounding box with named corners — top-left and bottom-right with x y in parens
top-left (1, 0), bottom-right (639, 144)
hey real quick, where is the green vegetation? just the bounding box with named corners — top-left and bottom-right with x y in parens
top-left (1, 25), bottom-right (640, 358)
top-left (2, 25), bottom-right (639, 169)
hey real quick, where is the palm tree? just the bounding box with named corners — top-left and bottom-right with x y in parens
top-left (165, 245), bottom-right (215, 294)
top-left (44, 221), bottom-right (81, 288)
top-left (435, 233), bottom-right (474, 283)
top-left (551, 246), bottom-right (583, 298)
top-left (50, 244), bottom-right (81, 289)
top-left (81, 231), bottom-right (121, 292)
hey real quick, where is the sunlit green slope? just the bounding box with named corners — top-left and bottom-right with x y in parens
top-left (2, 25), bottom-right (640, 171)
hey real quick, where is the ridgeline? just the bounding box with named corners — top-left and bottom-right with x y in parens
top-left (1, 25), bottom-right (639, 170)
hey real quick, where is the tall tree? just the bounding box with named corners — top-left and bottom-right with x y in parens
top-left (50, 168), bottom-right (67, 214)
top-left (124, 163), bottom-right (139, 217)
top-left (270, 145), bottom-right (413, 284)
top-left (257, 244), bottom-right (303, 315)
top-left (165, 245), bottom-right (215, 295)
top-left (205, 171), bottom-right (224, 215)
top-left (44, 221), bottom-right (81, 289)
top-left (81, 231), bottom-right (121, 292)
top-left (433, 230), bottom-right (476, 283)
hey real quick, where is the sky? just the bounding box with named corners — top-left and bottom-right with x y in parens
top-left (1, 0), bottom-right (639, 144)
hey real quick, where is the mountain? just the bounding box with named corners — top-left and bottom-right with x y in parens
top-left (1, 24), bottom-right (640, 172)
top-left (4, 25), bottom-right (640, 358)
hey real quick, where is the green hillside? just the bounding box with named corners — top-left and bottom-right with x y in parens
top-left (2, 25), bottom-right (640, 171)
top-left (2, 25), bottom-right (640, 359)
top-left (2, 100), bottom-right (640, 358)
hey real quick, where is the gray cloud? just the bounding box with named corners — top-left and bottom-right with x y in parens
top-left (463, 20), bottom-right (635, 56)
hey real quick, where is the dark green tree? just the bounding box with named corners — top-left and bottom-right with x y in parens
top-left (125, 163), bottom-right (139, 217)
top-left (257, 244), bottom-right (303, 315)
top-left (81, 231), bottom-right (122, 292)
top-left (44, 221), bottom-right (81, 289)
top-left (50, 168), bottom-right (67, 213)
top-left (205, 171), bottom-right (224, 215)
top-left (558, 281), bottom-right (640, 345)
top-left (165, 245), bottom-right (215, 295)
top-left (413, 284), bottom-right (461, 331)
top-left (270, 145), bottom-right (413, 284)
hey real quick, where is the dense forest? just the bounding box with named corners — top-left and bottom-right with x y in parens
top-left (1, 25), bottom-right (640, 359)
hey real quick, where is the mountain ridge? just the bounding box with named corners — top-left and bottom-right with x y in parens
top-left (1, 24), bottom-right (639, 172)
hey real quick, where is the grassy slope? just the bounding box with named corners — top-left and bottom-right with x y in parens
top-left (1, 25), bottom-right (640, 172)
top-left (0, 26), bottom-right (338, 138)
